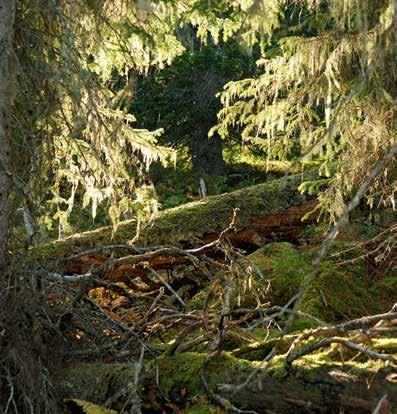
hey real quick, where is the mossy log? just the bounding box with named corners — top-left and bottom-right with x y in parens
top-left (62, 351), bottom-right (397, 414)
top-left (30, 174), bottom-right (318, 281)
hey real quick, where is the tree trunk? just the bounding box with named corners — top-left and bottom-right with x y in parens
top-left (0, 0), bottom-right (16, 278)
top-left (189, 67), bottom-right (227, 177)
top-left (190, 127), bottom-right (226, 176)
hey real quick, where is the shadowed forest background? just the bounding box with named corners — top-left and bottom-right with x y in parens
top-left (0, 1), bottom-right (396, 413)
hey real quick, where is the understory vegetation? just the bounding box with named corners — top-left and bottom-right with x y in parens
top-left (0, 1), bottom-right (396, 414)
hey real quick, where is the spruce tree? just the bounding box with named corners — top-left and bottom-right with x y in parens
top-left (214, 0), bottom-right (397, 220)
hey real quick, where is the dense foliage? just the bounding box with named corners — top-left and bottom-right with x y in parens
top-left (213, 0), bottom-right (397, 220)
top-left (11, 0), bottom-right (285, 238)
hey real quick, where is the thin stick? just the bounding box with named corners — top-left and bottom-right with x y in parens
top-left (147, 266), bottom-right (185, 307)
top-left (286, 336), bottom-right (397, 366)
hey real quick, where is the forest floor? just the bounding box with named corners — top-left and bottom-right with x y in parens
top-left (22, 174), bottom-right (397, 414)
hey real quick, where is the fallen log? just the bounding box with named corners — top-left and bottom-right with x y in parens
top-left (30, 174), bottom-right (318, 281)
top-left (62, 350), bottom-right (397, 414)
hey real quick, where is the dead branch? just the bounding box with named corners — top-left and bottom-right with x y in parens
top-left (146, 266), bottom-right (186, 306)
top-left (298, 308), bottom-right (397, 341)
top-left (167, 321), bottom-right (202, 355)
top-left (285, 336), bottom-right (397, 367)
top-left (372, 394), bottom-right (390, 414)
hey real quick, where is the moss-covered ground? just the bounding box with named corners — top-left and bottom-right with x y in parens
top-left (31, 172), bottom-right (395, 413)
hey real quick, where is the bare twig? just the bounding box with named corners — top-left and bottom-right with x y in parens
top-left (83, 296), bottom-right (156, 356)
top-left (47, 271), bottom-right (92, 282)
top-left (167, 321), bottom-right (202, 355)
top-left (372, 394), bottom-right (389, 414)
top-left (295, 308), bottom-right (397, 343)
top-left (65, 244), bottom-right (176, 261)
top-left (144, 287), bottom-right (165, 321)
top-left (329, 224), bottom-right (396, 259)
top-left (146, 266), bottom-right (186, 307)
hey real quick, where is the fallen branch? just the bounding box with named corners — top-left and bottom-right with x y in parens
top-left (297, 308), bottom-right (397, 342)
top-left (285, 336), bottom-right (397, 367)
top-left (146, 266), bottom-right (186, 307)
top-left (286, 304), bottom-right (397, 362)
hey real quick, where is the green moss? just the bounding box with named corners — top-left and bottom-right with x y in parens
top-left (370, 271), bottom-right (397, 310)
top-left (153, 352), bottom-right (254, 396)
top-left (188, 286), bottom-right (212, 311)
top-left (190, 237), bottom-right (387, 341)
top-left (299, 224), bottom-right (328, 244)
top-left (259, 242), bottom-right (310, 303)
top-left (288, 318), bottom-right (319, 332)
top-left (369, 337), bottom-right (397, 354)
top-left (186, 396), bottom-right (225, 413)
top-left (62, 350), bottom-right (396, 412)
top-left (232, 335), bottom-right (293, 361)
top-left (300, 265), bottom-right (371, 321)
top-left (154, 352), bottom-right (208, 396)
top-left (188, 402), bottom-right (225, 413)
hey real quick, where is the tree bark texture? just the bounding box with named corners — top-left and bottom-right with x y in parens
top-left (190, 128), bottom-right (226, 176)
top-left (188, 68), bottom-right (226, 176)
top-left (0, 0), bottom-right (16, 277)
